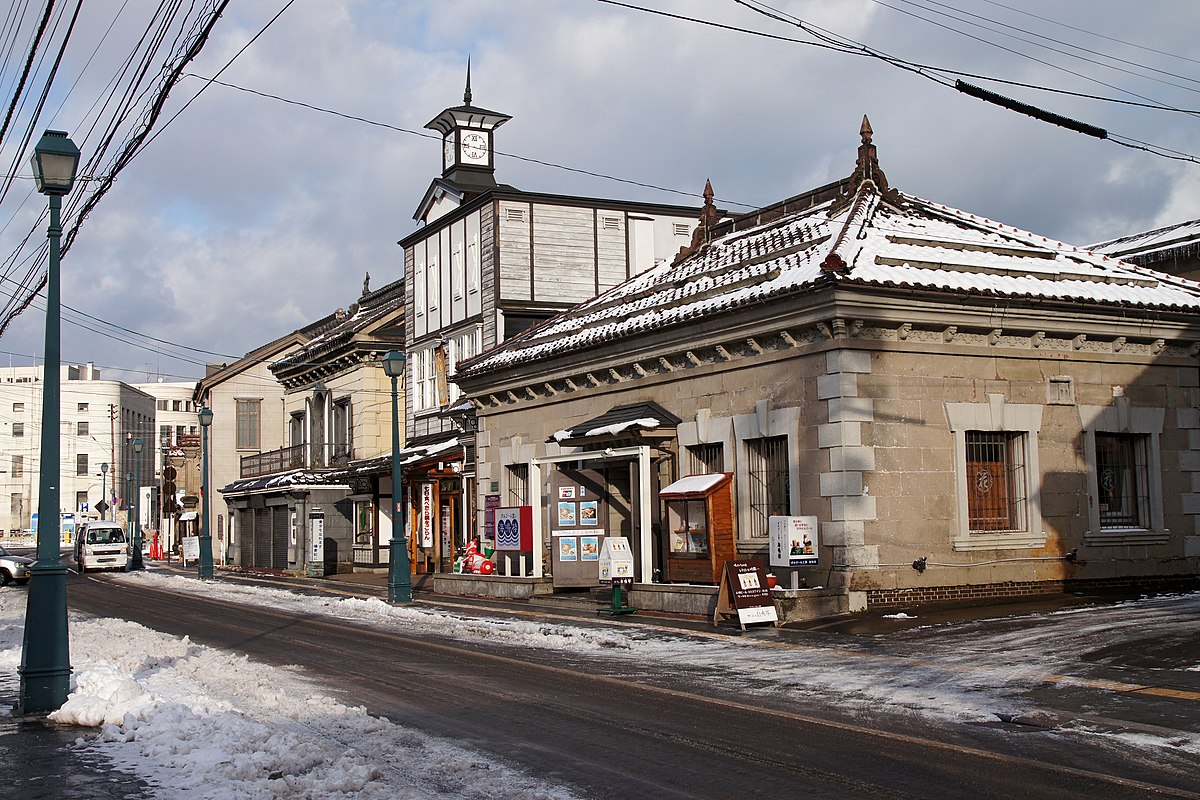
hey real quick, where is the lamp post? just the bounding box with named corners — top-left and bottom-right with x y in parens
top-left (18, 129), bottom-right (81, 714)
top-left (124, 471), bottom-right (133, 549)
top-left (198, 406), bottom-right (214, 579)
top-left (130, 438), bottom-right (144, 570)
top-left (100, 462), bottom-right (108, 521)
top-left (382, 350), bottom-right (412, 604)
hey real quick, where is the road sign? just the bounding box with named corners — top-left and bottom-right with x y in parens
top-left (95, 500), bottom-right (109, 515)
top-left (163, 465), bottom-right (176, 481)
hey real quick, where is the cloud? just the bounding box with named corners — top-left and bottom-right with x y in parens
top-left (0, 0), bottom-right (1195, 382)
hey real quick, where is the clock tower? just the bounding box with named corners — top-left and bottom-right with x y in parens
top-left (425, 62), bottom-right (511, 189)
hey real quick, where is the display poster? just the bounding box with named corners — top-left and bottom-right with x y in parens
top-left (713, 560), bottom-right (778, 629)
top-left (557, 502), bottom-right (577, 526)
top-left (420, 483), bottom-right (435, 547)
top-left (769, 516), bottom-right (820, 567)
top-left (579, 501), bottom-right (598, 526)
top-left (182, 536), bottom-right (200, 560)
top-left (580, 536), bottom-right (599, 561)
top-left (484, 495), bottom-right (500, 542)
top-left (598, 536), bottom-right (634, 583)
top-left (558, 536), bottom-right (578, 561)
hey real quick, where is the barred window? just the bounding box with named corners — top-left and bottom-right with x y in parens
top-left (745, 436), bottom-right (789, 537)
top-left (506, 464), bottom-right (529, 507)
top-left (966, 431), bottom-right (1027, 532)
top-left (686, 442), bottom-right (725, 475)
top-left (1096, 433), bottom-right (1149, 529)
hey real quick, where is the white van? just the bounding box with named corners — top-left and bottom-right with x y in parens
top-left (75, 522), bottom-right (127, 573)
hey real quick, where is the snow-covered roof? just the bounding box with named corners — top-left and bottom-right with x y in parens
top-left (659, 473), bottom-right (730, 497)
top-left (1090, 218), bottom-right (1200, 259)
top-left (457, 123), bottom-right (1200, 381)
top-left (549, 402), bottom-right (681, 444)
top-left (270, 279), bottom-right (404, 374)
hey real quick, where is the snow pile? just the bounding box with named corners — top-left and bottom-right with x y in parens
top-left (0, 590), bottom-right (580, 800)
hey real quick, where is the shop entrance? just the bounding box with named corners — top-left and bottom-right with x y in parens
top-left (538, 447), bottom-right (651, 588)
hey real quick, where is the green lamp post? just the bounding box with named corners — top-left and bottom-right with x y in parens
top-left (382, 350), bottom-right (412, 604)
top-left (129, 438), bottom-right (144, 570)
top-left (124, 471), bottom-right (133, 546)
top-left (18, 129), bottom-right (81, 714)
top-left (198, 406), bottom-right (214, 579)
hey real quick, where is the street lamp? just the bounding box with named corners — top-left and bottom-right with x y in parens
top-left (130, 438), bottom-right (144, 570)
top-left (382, 350), bottom-right (412, 604)
top-left (19, 129), bottom-right (81, 714)
top-left (100, 462), bottom-right (108, 521)
top-left (198, 406), bottom-right (214, 579)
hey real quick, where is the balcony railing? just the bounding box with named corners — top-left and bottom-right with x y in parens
top-left (240, 443), bottom-right (353, 478)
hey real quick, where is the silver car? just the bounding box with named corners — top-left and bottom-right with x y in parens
top-left (0, 545), bottom-right (32, 586)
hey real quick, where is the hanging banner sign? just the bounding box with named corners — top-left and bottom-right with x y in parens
top-left (419, 483), bottom-right (435, 548)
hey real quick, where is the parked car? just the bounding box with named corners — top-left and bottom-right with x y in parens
top-left (0, 545), bottom-right (32, 586)
top-left (74, 522), bottom-right (128, 573)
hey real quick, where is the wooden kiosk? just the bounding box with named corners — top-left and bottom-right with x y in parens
top-left (659, 473), bottom-right (735, 585)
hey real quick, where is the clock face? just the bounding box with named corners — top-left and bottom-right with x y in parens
top-left (443, 135), bottom-right (455, 169)
top-left (460, 131), bottom-right (489, 164)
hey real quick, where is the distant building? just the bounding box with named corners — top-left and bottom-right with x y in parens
top-left (0, 363), bottom-right (153, 536)
top-left (1090, 219), bottom-right (1200, 281)
top-left (133, 380), bottom-right (197, 552)
top-left (454, 117), bottom-right (1200, 616)
top-left (218, 280), bottom-right (405, 574)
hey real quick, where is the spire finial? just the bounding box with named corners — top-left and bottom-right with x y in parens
top-left (860, 115), bottom-right (873, 145)
top-left (464, 57), bottom-right (472, 106)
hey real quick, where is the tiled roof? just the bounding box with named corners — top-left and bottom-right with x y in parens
top-left (458, 181), bottom-right (1200, 379)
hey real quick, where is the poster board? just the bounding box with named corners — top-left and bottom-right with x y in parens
top-left (712, 561), bottom-right (779, 630)
top-left (181, 536), bottom-right (200, 562)
top-left (494, 506), bottom-right (533, 551)
top-left (769, 516), bottom-right (820, 568)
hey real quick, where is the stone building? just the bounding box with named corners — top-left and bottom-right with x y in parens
top-left (452, 118), bottom-right (1200, 616)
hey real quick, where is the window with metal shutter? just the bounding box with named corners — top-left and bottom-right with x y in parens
top-left (272, 507), bottom-right (289, 569)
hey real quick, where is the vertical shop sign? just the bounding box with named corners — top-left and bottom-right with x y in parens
top-left (420, 483), bottom-right (435, 548)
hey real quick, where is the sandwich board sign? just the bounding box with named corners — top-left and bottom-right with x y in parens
top-left (713, 560), bottom-right (778, 630)
top-left (769, 515), bottom-right (819, 568)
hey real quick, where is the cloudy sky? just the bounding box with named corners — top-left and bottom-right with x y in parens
top-left (0, 0), bottom-right (1196, 383)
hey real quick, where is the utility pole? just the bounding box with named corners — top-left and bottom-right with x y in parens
top-left (108, 404), bottom-right (116, 508)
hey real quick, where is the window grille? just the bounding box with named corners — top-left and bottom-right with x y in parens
top-left (673, 222), bottom-right (691, 236)
top-left (505, 207), bottom-right (526, 222)
top-left (687, 443), bottom-right (725, 474)
top-left (746, 436), bottom-right (789, 537)
top-left (1096, 433), bottom-right (1149, 528)
top-left (506, 464), bottom-right (529, 506)
top-left (965, 431), bottom-right (1026, 532)
top-left (602, 216), bottom-right (621, 230)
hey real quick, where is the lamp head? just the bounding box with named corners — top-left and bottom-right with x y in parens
top-left (100, 462), bottom-right (108, 474)
top-left (198, 407), bottom-right (214, 428)
top-left (132, 437), bottom-right (143, 454)
top-left (381, 350), bottom-right (406, 378)
top-left (30, 130), bottom-right (80, 196)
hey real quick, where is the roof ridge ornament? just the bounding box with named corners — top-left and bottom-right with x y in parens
top-left (673, 179), bottom-right (721, 264)
top-left (464, 56), bottom-right (472, 106)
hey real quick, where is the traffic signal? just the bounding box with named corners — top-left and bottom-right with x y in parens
top-left (162, 465), bottom-right (178, 515)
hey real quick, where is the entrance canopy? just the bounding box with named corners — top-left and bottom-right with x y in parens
top-left (549, 401), bottom-right (681, 446)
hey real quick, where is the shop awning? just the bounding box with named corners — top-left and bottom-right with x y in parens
top-left (177, 512), bottom-right (198, 521)
top-left (549, 402), bottom-right (681, 445)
